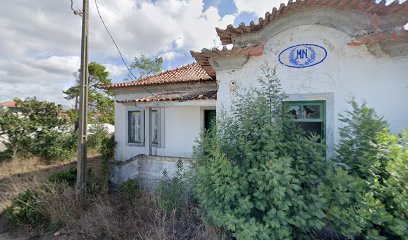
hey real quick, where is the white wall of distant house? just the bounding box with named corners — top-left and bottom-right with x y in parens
top-left (114, 100), bottom-right (208, 162)
top-left (215, 25), bottom-right (408, 157)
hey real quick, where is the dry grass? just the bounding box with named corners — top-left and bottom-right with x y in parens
top-left (0, 150), bottom-right (100, 179)
top-left (0, 156), bottom-right (225, 240)
top-left (33, 182), bottom-right (224, 240)
top-left (0, 157), bottom-right (75, 179)
top-left (0, 156), bottom-right (100, 213)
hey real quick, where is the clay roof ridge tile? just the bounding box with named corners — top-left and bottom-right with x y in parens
top-left (216, 0), bottom-right (408, 44)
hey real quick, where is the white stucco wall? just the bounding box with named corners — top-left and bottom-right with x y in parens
top-left (114, 101), bottom-right (210, 161)
top-left (156, 107), bottom-right (202, 157)
top-left (214, 25), bottom-right (408, 157)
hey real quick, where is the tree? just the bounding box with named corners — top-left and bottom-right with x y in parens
top-left (0, 97), bottom-right (73, 159)
top-left (64, 62), bottom-right (114, 125)
top-left (128, 54), bottom-right (163, 80)
top-left (322, 100), bottom-right (408, 239)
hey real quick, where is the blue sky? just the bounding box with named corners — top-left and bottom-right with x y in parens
top-left (0, 0), bottom-right (405, 106)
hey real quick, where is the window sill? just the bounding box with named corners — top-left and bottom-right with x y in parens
top-left (127, 142), bottom-right (145, 147)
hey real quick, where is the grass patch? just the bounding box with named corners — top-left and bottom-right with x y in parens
top-left (0, 158), bottom-right (225, 240)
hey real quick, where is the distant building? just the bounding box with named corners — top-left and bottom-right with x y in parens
top-left (0, 101), bottom-right (20, 114)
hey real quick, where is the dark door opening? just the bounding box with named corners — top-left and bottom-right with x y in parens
top-left (204, 109), bottom-right (216, 131)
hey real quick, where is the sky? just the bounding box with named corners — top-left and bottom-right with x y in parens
top-left (0, 0), bottom-right (404, 107)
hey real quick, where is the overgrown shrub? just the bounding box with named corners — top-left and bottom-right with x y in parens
top-left (0, 97), bottom-right (75, 160)
top-left (193, 65), bottom-right (328, 239)
top-left (5, 189), bottom-right (47, 226)
top-left (157, 159), bottom-right (188, 214)
top-left (118, 179), bottom-right (141, 200)
top-left (100, 134), bottom-right (115, 177)
top-left (88, 124), bottom-right (109, 151)
top-left (40, 129), bottom-right (77, 160)
top-left (322, 100), bottom-right (408, 239)
top-left (48, 168), bottom-right (77, 186)
top-left (379, 130), bottom-right (408, 238)
top-left (0, 149), bottom-right (13, 161)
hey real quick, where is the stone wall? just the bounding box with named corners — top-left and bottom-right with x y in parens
top-left (111, 154), bottom-right (191, 190)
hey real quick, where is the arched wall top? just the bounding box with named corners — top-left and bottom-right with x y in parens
top-left (216, 0), bottom-right (408, 45)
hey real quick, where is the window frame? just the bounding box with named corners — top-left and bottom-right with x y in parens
top-left (128, 110), bottom-right (145, 146)
top-left (150, 108), bottom-right (162, 147)
top-left (285, 100), bottom-right (326, 140)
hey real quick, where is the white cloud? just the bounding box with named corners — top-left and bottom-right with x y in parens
top-left (161, 51), bottom-right (183, 60)
top-left (24, 56), bottom-right (80, 77)
top-left (104, 64), bottom-right (126, 78)
top-left (0, 0), bottom-right (236, 104)
top-left (234, 0), bottom-right (286, 18)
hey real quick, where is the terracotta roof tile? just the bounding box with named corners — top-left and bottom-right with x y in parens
top-left (117, 90), bottom-right (217, 103)
top-left (0, 101), bottom-right (17, 108)
top-left (216, 0), bottom-right (408, 45)
top-left (191, 42), bottom-right (265, 78)
top-left (348, 28), bottom-right (408, 46)
top-left (105, 62), bottom-right (213, 89)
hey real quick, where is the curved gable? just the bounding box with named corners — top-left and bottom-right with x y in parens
top-left (217, 0), bottom-right (408, 45)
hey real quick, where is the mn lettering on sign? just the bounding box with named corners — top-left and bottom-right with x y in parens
top-left (279, 44), bottom-right (327, 68)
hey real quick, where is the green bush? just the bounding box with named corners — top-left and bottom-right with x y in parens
top-left (5, 189), bottom-right (47, 226)
top-left (40, 130), bottom-right (77, 160)
top-left (157, 159), bottom-right (187, 214)
top-left (88, 124), bottom-right (109, 151)
top-left (118, 179), bottom-right (141, 199)
top-left (322, 100), bottom-right (408, 239)
top-left (0, 149), bottom-right (13, 161)
top-left (193, 65), bottom-right (327, 239)
top-left (0, 97), bottom-right (75, 160)
top-left (379, 130), bottom-right (408, 238)
top-left (100, 134), bottom-right (115, 176)
top-left (48, 168), bottom-right (77, 186)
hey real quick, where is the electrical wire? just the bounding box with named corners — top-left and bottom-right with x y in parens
top-left (70, 0), bottom-right (83, 16)
top-left (94, 0), bottom-right (157, 97)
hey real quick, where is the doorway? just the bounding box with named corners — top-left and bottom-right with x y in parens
top-left (204, 109), bottom-right (216, 131)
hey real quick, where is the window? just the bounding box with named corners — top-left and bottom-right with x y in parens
top-left (286, 101), bottom-right (325, 139)
top-left (128, 111), bottom-right (144, 144)
top-left (151, 109), bottom-right (160, 146)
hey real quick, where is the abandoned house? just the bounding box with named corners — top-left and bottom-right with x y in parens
top-left (105, 0), bottom-right (408, 186)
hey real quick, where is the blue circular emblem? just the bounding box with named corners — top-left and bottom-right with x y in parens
top-left (278, 44), bottom-right (327, 68)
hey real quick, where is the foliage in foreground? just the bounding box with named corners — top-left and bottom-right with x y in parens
top-left (322, 101), bottom-right (408, 239)
top-left (48, 168), bottom-right (77, 186)
top-left (5, 189), bottom-right (47, 226)
top-left (4, 172), bottom-right (222, 240)
top-left (193, 65), bottom-right (328, 239)
top-left (100, 132), bottom-right (116, 178)
top-left (157, 159), bottom-right (189, 214)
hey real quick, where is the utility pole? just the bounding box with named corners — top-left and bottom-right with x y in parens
top-left (76, 0), bottom-right (89, 195)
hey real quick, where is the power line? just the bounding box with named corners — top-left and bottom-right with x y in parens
top-left (94, 0), bottom-right (157, 97)
top-left (70, 0), bottom-right (83, 16)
